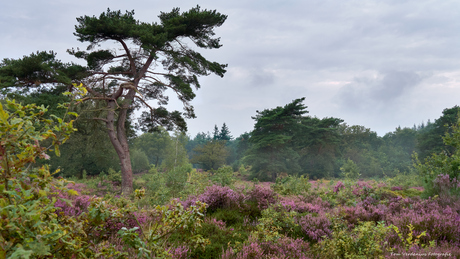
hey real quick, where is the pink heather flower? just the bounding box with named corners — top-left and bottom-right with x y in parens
top-left (333, 181), bottom-right (345, 193)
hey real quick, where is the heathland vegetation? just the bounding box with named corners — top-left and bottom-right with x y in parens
top-left (2, 6), bottom-right (460, 259)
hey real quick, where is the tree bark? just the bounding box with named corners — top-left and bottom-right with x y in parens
top-left (105, 92), bottom-right (134, 195)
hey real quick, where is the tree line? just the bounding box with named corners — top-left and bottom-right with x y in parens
top-left (19, 93), bottom-right (457, 183)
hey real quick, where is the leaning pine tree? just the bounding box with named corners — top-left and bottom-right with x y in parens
top-left (0, 6), bottom-right (227, 195)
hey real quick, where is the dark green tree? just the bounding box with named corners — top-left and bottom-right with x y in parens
top-left (0, 6), bottom-right (227, 194)
top-left (417, 106), bottom-right (460, 160)
top-left (244, 98), bottom-right (308, 181)
top-left (212, 124), bottom-right (220, 140)
top-left (298, 116), bottom-right (343, 179)
top-left (219, 122), bottom-right (232, 141)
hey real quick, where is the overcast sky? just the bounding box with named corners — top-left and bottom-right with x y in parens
top-left (1, 0), bottom-right (460, 138)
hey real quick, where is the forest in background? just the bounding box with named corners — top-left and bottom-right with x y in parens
top-left (17, 86), bottom-right (459, 182)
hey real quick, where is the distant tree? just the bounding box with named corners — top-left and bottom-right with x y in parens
top-left (185, 131), bottom-right (211, 163)
top-left (417, 106), bottom-right (460, 160)
top-left (48, 100), bottom-right (120, 177)
top-left (212, 124), bottom-right (220, 140)
top-left (219, 122), bottom-right (232, 141)
top-left (244, 98), bottom-right (308, 181)
top-left (162, 131), bottom-right (190, 172)
top-left (130, 148), bottom-right (150, 173)
top-left (340, 158), bottom-right (361, 180)
top-left (298, 116), bottom-right (343, 178)
top-left (191, 139), bottom-right (229, 170)
top-left (133, 129), bottom-right (171, 167)
top-left (0, 6), bottom-right (227, 194)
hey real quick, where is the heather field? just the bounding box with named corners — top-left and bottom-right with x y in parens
top-left (3, 78), bottom-right (460, 259)
top-left (54, 170), bottom-right (460, 259)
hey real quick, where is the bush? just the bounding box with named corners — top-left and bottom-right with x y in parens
top-left (272, 175), bottom-right (311, 196)
top-left (211, 165), bottom-right (236, 186)
top-left (0, 88), bottom-right (93, 257)
top-left (312, 221), bottom-right (391, 259)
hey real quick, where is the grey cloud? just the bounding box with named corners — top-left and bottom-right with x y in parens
top-left (337, 70), bottom-right (423, 112)
top-left (250, 69), bottom-right (275, 87)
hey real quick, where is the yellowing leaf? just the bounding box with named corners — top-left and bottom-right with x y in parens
top-left (0, 103), bottom-right (9, 122)
top-left (68, 189), bottom-right (78, 196)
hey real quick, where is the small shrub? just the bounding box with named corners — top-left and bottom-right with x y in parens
top-left (272, 175), bottom-right (311, 196)
top-left (211, 165), bottom-right (236, 186)
top-left (313, 221), bottom-right (391, 259)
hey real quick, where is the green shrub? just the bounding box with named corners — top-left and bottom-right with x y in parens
top-left (258, 205), bottom-right (303, 239)
top-left (211, 165), bottom-right (236, 186)
top-left (340, 159), bottom-right (361, 180)
top-left (182, 168), bottom-right (212, 197)
top-left (0, 86), bottom-right (95, 258)
top-left (107, 167), bottom-right (122, 185)
top-left (210, 208), bottom-right (245, 226)
top-left (182, 218), bottom-right (248, 259)
top-left (272, 175), bottom-right (311, 195)
top-left (313, 221), bottom-right (391, 259)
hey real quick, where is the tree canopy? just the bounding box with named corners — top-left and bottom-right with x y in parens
top-left (0, 6), bottom-right (228, 194)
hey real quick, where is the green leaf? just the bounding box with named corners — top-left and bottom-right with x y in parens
top-left (54, 145), bottom-right (60, 157)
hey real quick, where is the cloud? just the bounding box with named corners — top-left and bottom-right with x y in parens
top-left (337, 70), bottom-right (424, 112)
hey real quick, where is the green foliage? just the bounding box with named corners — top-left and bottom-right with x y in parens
top-left (245, 98), bottom-right (307, 181)
top-left (166, 164), bottom-right (193, 198)
top-left (245, 98), bottom-right (344, 180)
top-left (211, 165), bottom-right (235, 186)
top-left (210, 209), bottom-right (245, 227)
top-left (272, 175), bottom-right (311, 195)
top-left (132, 130), bottom-right (171, 167)
top-left (144, 164), bottom-right (196, 205)
top-left (187, 218), bottom-right (247, 259)
top-left (192, 139), bottom-right (229, 170)
top-left (383, 171), bottom-right (423, 189)
top-left (119, 200), bottom-right (209, 258)
top-left (45, 96), bottom-right (120, 178)
top-left (107, 168), bottom-right (122, 185)
top-left (162, 132), bottom-right (190, 172)
top-left (0, 51), bottom-right (86, 90)
top-left (183, 169), bottom-right (213, 197)
top-left (313, 221), bottom-right (391, 259)
top-left (130, 148), bottom-right (150, 174)
top-left (0, 86), bottom-right (89, 257)
top-left (416, 106), bottom-right (460, 160)
top-left (414, 116), bottom-right (460, 198)
top-left (390, 224), bottom-right (431, 251)
top-left (340, 159), bottom-right (361, 180)
top-left (258, 205), bottom-right (302, 238)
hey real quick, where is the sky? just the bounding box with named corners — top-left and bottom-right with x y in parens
top-left (1, 0), bottom-right (460, 138)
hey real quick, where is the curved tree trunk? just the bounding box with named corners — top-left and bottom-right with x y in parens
top-left (105, 93), bottom-right (134, 195)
